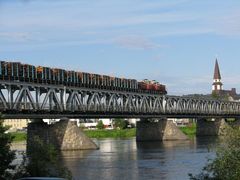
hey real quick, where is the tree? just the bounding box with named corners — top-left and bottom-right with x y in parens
top-left (212, 91), bottom-right (229, 101)
top-left (13, 136), bottom-right (72, 179)
top-left (0, 115), bottom-right (72, 179)
top-left (96, 120), bottom-right (104, 129)
top-left (0, 118), bottom-right (15, 179)
top-left (211, 91), bottom-right (220, 100)
top-left (113, 119), bottom-right (128, 130)
top-left (189, 126), bottom-right (240, 180)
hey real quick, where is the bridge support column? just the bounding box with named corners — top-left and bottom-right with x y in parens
top-left (196, 118), bottom-right (229, 136)
top-left (27, 118), bottom-right (98, 151)
top-left (136, 119), bottom-right (188, 141)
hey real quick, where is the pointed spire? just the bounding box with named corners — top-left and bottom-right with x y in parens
top-left (214, 59), bottom-right (221, 80)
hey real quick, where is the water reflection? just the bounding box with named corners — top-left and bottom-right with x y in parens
top-left (10, 138), bottom-right (217, 180)
top-left (61, 137), bottom-right (217, 180)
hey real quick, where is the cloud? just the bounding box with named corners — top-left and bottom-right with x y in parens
top-left (157, 75), bottom-right (212, 95)
top-left (0, 32), bottom-right (31, 42)
top-left (165, 74), bottom-right (240, 95)
top-left (212, 11), bottom-right (240, 36)
top-left (114, 35), bottom-right (161, 50)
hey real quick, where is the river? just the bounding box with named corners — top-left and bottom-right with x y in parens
top-left (12, 137), bottom-right (217, 180)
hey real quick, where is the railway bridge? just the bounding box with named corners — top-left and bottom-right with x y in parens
top-left (1, 80), bottom-right (240, 118)
top-left (1, 80), bottom-right (239, 150)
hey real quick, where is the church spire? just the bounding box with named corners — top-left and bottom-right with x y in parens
top-left (212, 59), bottom-right (223, 92)
top-left (213, 59), bottom-right (221, 80)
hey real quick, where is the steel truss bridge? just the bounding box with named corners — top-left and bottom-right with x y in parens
top-left (0, 80), bottom-right (239, 119)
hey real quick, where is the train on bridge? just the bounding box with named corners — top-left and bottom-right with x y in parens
top-left (0, 61), bottom-right (167, 95)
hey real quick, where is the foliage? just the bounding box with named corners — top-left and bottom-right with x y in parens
top-left (211, 91), bottom-right (220, 99)
top-left (84, 128), bottom-right (136, 138)
top-left (79, 123), bottom-right (86, 130)
top-left (96, 120), bottom-right (104, 129)
top-left (0, 118), bottom-right (16, 179)
top-left (211, 91), bottom-right (229, 101)
top-left (10, 132), bottom-right (27, 142)
top-left (25, 136), bottom-right (72, 179)
top-left (189, 126), bottom-right (240, 180)
top-left (180, 123), bottom-right (196, 138)
top-left (0, 116), bottom-right (72, 179)
top-left (113, 118), bottom-right (128, 130)
top-left (11, 136), bottom-right (72, 179)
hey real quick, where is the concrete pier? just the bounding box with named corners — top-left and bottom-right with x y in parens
top-left (196, 118), bottom-right (229, 136)
top-left (27, 119), bottom-right (98, 151)
top-left (136, 119), bottom-right (188, 141)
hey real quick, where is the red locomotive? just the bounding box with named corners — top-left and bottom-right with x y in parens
top-left (138, 79), bottom-right (167, 94)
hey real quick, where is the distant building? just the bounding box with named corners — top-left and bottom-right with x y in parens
top-left (77, 118), bottom-right (139, 129)
top-left (168, 118), bottom-right (192, 127)
top-left (212, 59), bottom-right (239, 100)
top-left (3, 119), bottom-right (29, 132)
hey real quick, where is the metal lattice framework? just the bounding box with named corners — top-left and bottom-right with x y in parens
top-left (0, 80), bottom-right (240, 119)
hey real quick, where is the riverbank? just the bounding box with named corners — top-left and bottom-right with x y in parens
top-left (10, 124), bottom-right (196, 141)
top-left (85, 124), bottom-right (197, 138)
top-left (9, 129), bottom-right (137, 141)
top-left (179, 123), bottom-right (196, 138)
top-left (10, 132), bottom-right (27, 142)
top-left (84, 128), bottom-right (136, 138)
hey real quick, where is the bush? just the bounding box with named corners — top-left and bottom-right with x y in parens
top-left (113, 119), bottom-right (128, 130)
top-left (96, 120), bottom-right (104, 129)
top-left (0, 119), bottom-right (15, 179)
top-left (13, 136), bottom-right (72, 179)
top-left (189, 126), bottom-right (240, 180)
top-left (0, 116), bottom-right (72, 179)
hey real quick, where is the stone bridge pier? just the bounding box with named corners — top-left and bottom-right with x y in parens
top-left (27, 118), bottom-right (98, 152)
top-left (136, 119), bottom-right (188, 141)
top-left (196, 118), bottom-right (240, 136)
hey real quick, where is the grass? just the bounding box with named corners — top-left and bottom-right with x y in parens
top-left (8, 125), bottom-right (196, 142)
top-left (85, 125), bottom-right (197, 139)
top-left (179, 123), bottom-right (196, 138)
top-left (10, 132), bottom-right (27, 142)
top-left (84, 128), bottom-right (136, 138)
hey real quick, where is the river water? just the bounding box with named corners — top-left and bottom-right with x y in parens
top-left (12, 137), bottom-right (217, 180)
top-left (60, 137), bottom-right (217, 180)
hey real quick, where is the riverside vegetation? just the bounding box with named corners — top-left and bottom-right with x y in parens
top-left (189, 126), bottom-right (240, 180)
top-left (11, 122), bottom-right (197, 141)
top-left (180, 123), bottom-right (197, 138)
top-left (0, 118), bottom-right (72, 179)
top-left (84, 128), bottom-right (136, 138)
top-left (10, 132), bottom-right (27, 141)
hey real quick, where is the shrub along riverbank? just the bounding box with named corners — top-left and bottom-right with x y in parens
top-left (10, 124), bottom-right (197, 141)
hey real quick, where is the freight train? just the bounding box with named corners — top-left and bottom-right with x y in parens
top-left (0, 61), bottom-right (167, 95)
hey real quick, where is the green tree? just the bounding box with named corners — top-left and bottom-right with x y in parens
top-left (212, 91), bottom-right (229, 101)
top-left (113, 119), bottom-right (128, 130)
top-left (211, 91), bottom-right (220, 99)
top-left (0, 118), bottom-right (15, 179)
top-left (96, 120), bottom-right (104, 129)
top-left (13, 136), bottom-right (72, 179)
top-left (28, 136), bottom-right (72, 179)
top-left (189, 126), bottom-right (240, 180)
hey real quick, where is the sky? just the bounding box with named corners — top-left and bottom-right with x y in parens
top-left (0, 0), bottom-right (240, 95)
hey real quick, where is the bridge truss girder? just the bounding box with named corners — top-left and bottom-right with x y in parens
top-left (0, 81), bottom-right (240, 119)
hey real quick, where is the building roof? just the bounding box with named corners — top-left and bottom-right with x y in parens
top-left (214, 59), bottom-right (221, 79)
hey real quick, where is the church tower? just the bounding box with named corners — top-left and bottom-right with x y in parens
top-left (212, 59), bottom-right (223, 92)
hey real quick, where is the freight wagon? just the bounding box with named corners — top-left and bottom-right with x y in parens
top-left (0, 61), bottom-right (167, 95)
